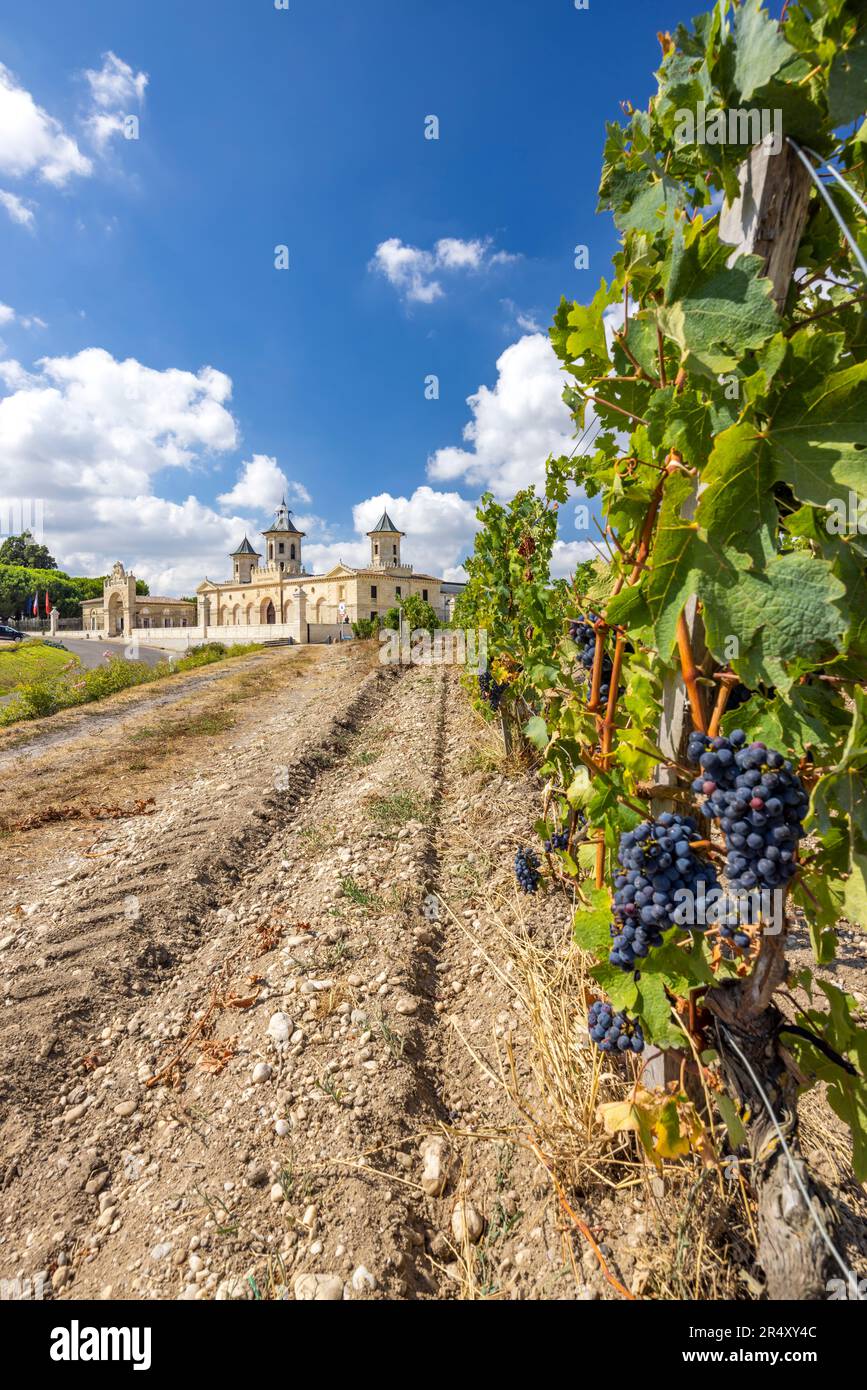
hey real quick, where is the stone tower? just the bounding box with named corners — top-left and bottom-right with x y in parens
top-left (262, 498), bottom-right (305, 575)
top-left (367, 510), bottom-right (405, 569)
top-left (231, 535), bottom-right (261, 583)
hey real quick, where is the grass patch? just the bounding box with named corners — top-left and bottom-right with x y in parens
top-left (0, 640), bottom-right (80, 695)
top-left (340, 875), bottom-right (379, 908)
top-left (365, 790), bottom-right (432, 829)
top-left (299, 820), bottom-right (337, 855)
top-left (0, 641), bottom-right (263, 726)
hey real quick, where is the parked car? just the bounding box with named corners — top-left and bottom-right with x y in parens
top-left (0, 624), bottom-right (23, 642)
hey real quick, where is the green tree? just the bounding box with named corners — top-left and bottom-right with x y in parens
top-left (0, 531), bottom-right (57, 569)
top-left (383, 594), bottom-right (440, 634)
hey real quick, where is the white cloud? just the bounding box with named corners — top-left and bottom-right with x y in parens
top-left (370, 235), bottom-right (519, 305)
top-left (550, 539), bottom-right (602, 579)
top-left (85, 52), bottom-right (148, 110)
top-left (218, 454), bottom-right (294, 513)
top-left (427, 333), bottom-right (575, 497)
top-left (0, 188), bottom-right (36, 229)
top-left (0, 62), bottom-right (91, 186)
top-left (0, 348), bottom-right (243, 591)
top-left (303, 486), bottom-right (478, 581)
top-left (83, 52), bottom-right (148, 150)
top-left (0, 304), bottom-right (14, 326)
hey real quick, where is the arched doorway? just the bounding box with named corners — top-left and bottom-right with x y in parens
top-left (264, 600), bottom-right (276, 624)
top-left (107, 591), bottom-right (124, 635)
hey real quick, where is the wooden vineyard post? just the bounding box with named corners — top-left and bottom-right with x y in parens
top-left (647, 140), bottom-right (827, 1296)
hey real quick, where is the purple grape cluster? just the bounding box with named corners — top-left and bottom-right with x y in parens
top-left (479, 670), bottom-right (507, 713)
top-left (544, 813), bottom-right (585, 853)
top-left (545, 829), bottom-right (570, 852)
top-left (588, 1000), bottom-right (645, 1054)
top-left (609, 813), bottom-right (720, 972)
top-left (687, 730), bottom-right (808, 896)
top-left (569, 615), bottom-right (613, 705)
top-left (514, 847), bottom-right (541, 894)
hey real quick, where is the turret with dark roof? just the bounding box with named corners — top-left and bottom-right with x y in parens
top-left (367, 509), bottom-right (404, 537)
top-left (262, 498), bottom-right (305, 575)
top-left (231, 535), bottom-right (260, 556)
top-left (266, 497), bottom-right (305, 536)
top-left (367, 509), bottom-right (405, 568)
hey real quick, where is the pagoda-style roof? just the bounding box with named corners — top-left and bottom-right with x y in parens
top-left (367, 510), bottom-right (404, 536)
top-left (265, 497), bottom-right (305, 535)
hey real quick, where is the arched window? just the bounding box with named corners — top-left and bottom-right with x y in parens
top-left (290, 544), bottom-right (296, 560)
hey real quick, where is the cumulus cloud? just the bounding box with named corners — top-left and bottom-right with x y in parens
top-left (370, 236), bottom-right (519, 305)
top-left (303, 486), bottom-right (479, 581)
top-left (217, 454), bottom-right (310, 514)
top-left (0, 62), bottom-right (91, 187)
top-left (0, 347), bottom-right (247, 593)
top-left (83, 52), bottom-right (148, 150)
top-left (427, 333), bottom-right (576, 497)
top-left (0, 304), bottom-right (14, 326)
top-left (0, 188), bottom-right (36, 229)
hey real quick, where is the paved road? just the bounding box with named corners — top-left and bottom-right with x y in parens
top-left (52, 636), bottom-right (174, 670)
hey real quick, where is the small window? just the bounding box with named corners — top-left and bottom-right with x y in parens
top-left (290, 544), bottom-right (296, 560)
top-left (269, 544), bottom-right (274, 560)
top-left (278, 541), bottom-right (285, 554)
top-left (371, 585), bottom-right (377, 599)
top-left (371, 610), bottom-right (377, 620)
top-left (422, 589), bottom-right (428, 601)
top-left (396, 586), bottom-right (402, 597)
top-left (393, 544), bottom-right (397, 557)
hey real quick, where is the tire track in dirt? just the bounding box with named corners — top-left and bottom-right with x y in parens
top-left (0, 661), bottom-right (587, 1301)
top-left (0, 654), bottom-right (395, 1126)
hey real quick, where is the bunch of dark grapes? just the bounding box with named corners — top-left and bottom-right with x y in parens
top-left (568, 614), bottom-right (614, 704)
top-left (545, 829), bottom-right (570, 852)
top-left (478, 670), bottom-right (507, 713)
top-left (688, 730), bottom-right (808, 897)
top-left (544, 813), bottom-right (585, 853)
top-left (609, 813), bottom-right (720, 971)
top-left (588, 1000), bottom-right (645, 1054)
top-left (514, 847), bottom-right (541, 894)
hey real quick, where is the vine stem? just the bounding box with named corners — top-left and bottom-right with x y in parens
top-left (583, 393), bottom-right (649, 426)
top-left (592, 630), bottom-right (629, 889)
top-left (656, 325), bottom-right (668, 388)
top-left (708, 673), bottom-right (738, 737)
top-left (526, 1137), bottom-right (637, 1301)
top-left (676, 611), bottom-right (707, 734)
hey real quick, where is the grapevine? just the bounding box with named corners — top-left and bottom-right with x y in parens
top-left (455, 0), bottom-right (867, 1299)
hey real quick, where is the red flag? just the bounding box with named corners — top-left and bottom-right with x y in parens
top-left (45, 592), bottom-right (52, 616)
top-left (32, 592), bottom-right (39, 617)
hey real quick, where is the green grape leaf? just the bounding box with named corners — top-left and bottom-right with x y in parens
top-left (765, 361), bottom-right (867, 511)
top-left (828, 32), bottom-right (867, 126)
top-left (572, 887), bottom-right (612, 957)
top-left (733, 0), bottom-right (795, 101)
top-left (658, 232), bottom-right (779, 376)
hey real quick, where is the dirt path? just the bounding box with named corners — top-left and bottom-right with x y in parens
top-left (0, 659), bottom-right (863, 1302)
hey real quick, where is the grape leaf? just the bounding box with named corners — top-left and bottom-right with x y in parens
top-left (764, 361), bottom-right (867, 510)
top-left (733, 0), bottom-right (795, 101)
top-left (828, 31), bottom-right (867, 126)
top-left (658, 231), bottom-right (779, 376)
top-left (572, 887), bottom-right (612, 957)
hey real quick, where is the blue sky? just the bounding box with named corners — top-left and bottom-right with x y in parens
top-left (0, 0), bottom-right (686, 592)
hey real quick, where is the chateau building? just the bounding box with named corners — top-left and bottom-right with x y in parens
top-left (79, 502), bottom-right (463, 644)
top-left (196, 501), bottom-right (454, 634)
